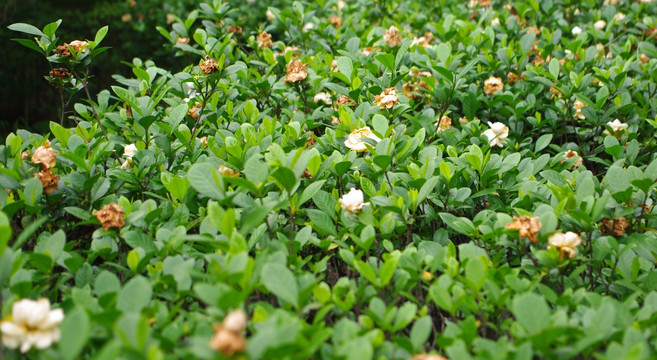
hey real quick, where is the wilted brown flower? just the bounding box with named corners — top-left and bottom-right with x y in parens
top-left (436, 116), bottom-right (452, 133)
top-left (402, 80), bottom-right (429, 100)
top-left (459, 117), bottom-right (469, 124)
top-left (329, 16), bottom-right (343, 28)
top-left (218, 165), bottom-right (240, 178)
top-left (640, 53), bottom-right (650, 64)
top-left (257, 31), bottom-right (273, 49)
top-left (601, 217), bottom-right (630, 236)
top-left (284, 60), bottom-right (307, 83)
top-left (37, 169), bottom-right (59, 195)
top-left (209, 310), bottom-right (248, 356)
top-left (483, 76), bottom-right (504, 95)
top-left (188, 102), bottom-right (202, 119)
top-left (49, 68), bottom-right (70, 79)
top-left (336, 95), bottom-right (357, 107)
top-left (176, 37), bottom-right (190, 45)
top-left (302, 169), bottom-right (313, 179)
top-left (505, 215), bottom-right (542, 243)
top-left (55, 44), bottom-right (71, 57)
top-left (424, 32), bottom-right (435, 44)
top-left (227, 25), bottom-right (242, 35)
top-left (306, 131), bottom-right (317, 147)
top-left (21, 151), bottom-right (30, 160)
top-left (563, 150), bottom-right (583, 168)
top-left (93, 203), bottom-right (125, 231)
top-left (199, 56), bottom-right (219, 74)
top-left (199, 137), bottom-right (208, 147)
top-left (69, 40), bottom-right (88, 53)
top-left (506, 72), bottom-right (519, 85)
top-left (383, 26), bottom-right (403, 46)
top-left (573, 100), bottom-right (586, 120)
top-left (31, 140), bottom-right (57, 170)
top-left (375, 87), bottom-right (398, 109)
top-left (550, 87), bottom-right (562, 99)
top-left (121, 13), bottom-right (132, 22)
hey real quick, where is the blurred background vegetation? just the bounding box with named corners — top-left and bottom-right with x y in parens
top-left (0, 0), bottom-right (274, 139)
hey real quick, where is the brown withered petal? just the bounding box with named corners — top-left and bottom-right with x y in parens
top-left (21, 151), bottom-right (30, 160)
top-left (56, 44), bottom-right (71, 57)
top-left (383, 26), bottom-right (403, 46)
top-left (505, 215), bottom-right (542, 243)
top-left (37, 169), bottom-right (59, 195)
top-left (284, 60), bottom-right (307, 83)
top-left (329, 16), bottom-right (343, 28)
top-left (601, 217), bottom-right (630, 236)
top-left (336, 95), bottom-right (356, 107)
top-left (199, 56), bottom-right (219, 74)
top-left (93, 203), bottom-right (125, 231)
top-left (227, 25), bottom-right (242, 34)
top-left (176, 37), bottom-right (190, 45)
top-left (31, 140), bottom-right (57, 170)
top-left (209, 324), bottom-right (247, 356)
top-left (49, 68), bottom-right (70, 79)
top-left (302, 169), bottom-right (312, 179)
top-left (506, 72), bottom-right (519, 85)
top-left (257, 31), bottom-right (273, 49)
top-left (188, 102), bottom-right (202, 119)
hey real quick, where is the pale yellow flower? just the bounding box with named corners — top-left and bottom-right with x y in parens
top-left (284, 60), bottom-right (307, 83)
top-left (374, 87), bottom-right (398, 109)
top-left (483, 76), bottom-right (504, 96)
top-left (344, 127), bottom-right (381, 152)
top-left (436, 116), bottom-right (452, 133)
top-left (563, 150), bottom-right (583, 168)
top-left (547, 231), bottom-right (582, 259)
top-left (603, 119), bottom-right (628, 137)
top-left (573, 100), bottom-right (586, 120)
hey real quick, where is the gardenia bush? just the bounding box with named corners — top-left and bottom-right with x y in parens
top-left (2, 0), bottom-right (657, 358)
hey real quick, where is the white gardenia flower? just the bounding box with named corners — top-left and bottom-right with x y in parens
top-left (183, 83), bottom-right (198, 103)
top-left (344, 127), bottom-right (381, 152)
top-left (614, 13), bottom-right (626, 22)
top-left (483, 122), bottom-right (509, 148)
top-left (0, 298), bottom-right (64, 353)
top-left (547, 231), bottom-right (582, 259)
top-left (313, 92), bottom-right (332, 104)
top-left (222, 309), bottom-right (247, 333)
top-left (594, 20), bottom-right (606, 30)
top-left (491, 17), bottom-right (500, 26)
top-left (303, 22), bottom-right (315, 32)
top-left (604, 119), bottom-right (629, 137)
top-left (339, 188), bottom-right (369, 214)
top-left (572, 26), bottom-right (582, 35)
top-left (121, 144), bottom-right (138, 170)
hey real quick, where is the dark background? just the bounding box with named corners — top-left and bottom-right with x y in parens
top-left (0, 0), bottom-right (209, 139)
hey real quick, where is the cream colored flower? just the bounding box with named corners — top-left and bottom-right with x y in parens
top-left (505, 215), bottom-right (542, 243)
top-left (547, 231), bottom-right (582, 259)
top-left (436, 116), bottom-right (452, 133)
top-left (572, 26), bottom-right (582, 35)
top-left (640, 53), bottom-right (650, 64)
top-left (374, 87), bottom-right (398, 109)
top-left (284, 60), bottom-right (307, 83)
top-left (266, 9), bottom-right (275, 20)
top-left (69, 40), bottom-right (89, 53)
top-left (573, 100), bottom-right (586, 120)
top-left (491, 17), bottom-right (500, 26)
top-left (222, 309), bottom-right (247, 333)
top-left (483, 122), bottom-right (509, 148)
top-left (313, 92), bottom-right (332, 104)
top-left (604, 119), bottom-right (628, 137)
top-left (339, 188), bottom-right (369, 214)
top-left (31, 140), bottom-right (57, 170)
top-left (483, 76), bottom-right (504, 96)
top-left (563, 150), bottom-right (583, 168)
top-left (0, 298), bottom-right (64, 353)
top-left (120, 144), bottom-right (138, 170)
top-left (383, 26), bottom-right (403, 46)
top-left (344, 127), bottom-right (381, 152)
top-left (594, 20), bottom-right (606, 30)
top-left (411, 36), bottom-right (431, 47)
top-left (614, 13), bottom-right (626, 22)
top-left (303, 23), bottom-right (314, 32)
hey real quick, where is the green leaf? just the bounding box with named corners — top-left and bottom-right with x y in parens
top-left (59, 307), bottom-right (90, 360)
top-left (605, 165), bottom-right (630, 193)
top-left (187, 163), bottom-right (224, 200)
top-left (512, 292), bottom-right (550, 334)
top-left (410, 316), bottom-right (432, 351)
top-left (375, 53), bottom-right (395, 71)
top-left (392, 302), bottom-right (417, 331)
top-left (8, 23), bottom-right (45, 37)
top-left (0, 211), bottom-right (11, 257)
top-left (94, 25), bottom-right (109, 45)
top-left (111, 86), bottom-right (142, 115)
top-left (306, 209), bottom-right (337, 236)
top-left (548, 58), bottom-right (560, 80)
top-left (535, 134), bottom-right (553, 153)
top-left (273, 166), bottom-right (296, 193)
top-left (299, 180), bottom-right (326, 207)
top-left (261, 263), bottom-right (299, 308)
top-left (23, 177), bottom-right (43, 207)
top-left (117, 276), bottom-right (152, 313)
top-left (439, 212), bottom-right (476, 236)
top-left (50, 122), bottom-right (70, 146)
top-left (336, 56), bottom-right (353, 80)
top-left (244, 154), bottom-right (269, 187)
top-left (354, 260), bottom-right (379, 287)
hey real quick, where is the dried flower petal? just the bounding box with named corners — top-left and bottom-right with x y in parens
top-left (505, 215), bottom-right (542, 243)
top-left (94, 203), bottom-right (125, 231)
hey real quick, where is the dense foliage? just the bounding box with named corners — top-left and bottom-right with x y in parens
top-left (3, 0), bottom-right (657, 358)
